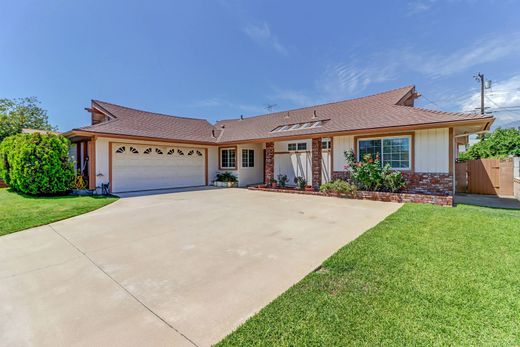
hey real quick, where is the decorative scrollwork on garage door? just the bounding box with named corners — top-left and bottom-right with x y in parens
top-left (187, 150), bottom-right (194, 156)
top-left (167, 148), bottom-right (175, 155)
top-left (115, 146), bottom-right (126, 153)
top-left (155, 148), bottom-right (163, 155)
top-left (129, 147), bottom-right (139, 154)
top-left (196, 150), bottom-right (203, 156)
top-left (177, 149), bottom-right (184, 155)
top-left (143, 147), bottom-right (152, 154)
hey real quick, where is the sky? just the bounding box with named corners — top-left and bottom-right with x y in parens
top-left (1, 0), bottom-right (520, 131)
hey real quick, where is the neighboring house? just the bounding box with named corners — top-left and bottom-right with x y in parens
top-left (63, 86), bottom-right (493, 195)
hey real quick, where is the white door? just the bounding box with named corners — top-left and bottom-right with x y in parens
top-left (274, 152), bottom-right (312, 186)
top-left (111, 143), bottom-right (205, 193)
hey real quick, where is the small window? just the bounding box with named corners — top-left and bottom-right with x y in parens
top-left (177, 149), bottom-right (184, 155)
top-left (311, 121), bottom-right (323, 128)
top-left (167, 148), bottom-right (175, 155)
top-left (322, 139), bottom-right (331, 150)
top-left (115, 146), bottom-right (126, 154)
top-left (301, 122), bottom-right (311, 129)
top-left (242, 149), bottom-right (254, 168)
top-left (129, 146), bottom-right (139, 154)
top-left (187, 150), bottom-right (194, 156)
top-left (220, 148), bottom-right (236, 169)
top-left (143, 148), bottom-right (152, 154)
top-left (288, 143), bottom-right (297, 151)
top-left (290, 124), bottom-right (301, 130)
top-left (297, 143), bottom-right (307, 151)
top-left (155, 148), bottom-right (163, 155)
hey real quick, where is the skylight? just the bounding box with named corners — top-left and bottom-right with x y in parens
top-left (271, 120), bottom-right (325, 133)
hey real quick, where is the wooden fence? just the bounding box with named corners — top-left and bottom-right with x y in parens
top-left (456, 158), bottom-right (514, 196)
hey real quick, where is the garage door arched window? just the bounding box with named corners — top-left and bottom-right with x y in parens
top-left (155, 148), bottom-right (163, 155)
top-left (115, 146), bottom-right (126, 154)
top-left (143, 148), bottom-right (152, 154)
top-left (167, 148), bottom-right (175, 155)
top-left (129, 147), bottom-right (139, 154)
top-left (196, 150), bottom-right (203, 156)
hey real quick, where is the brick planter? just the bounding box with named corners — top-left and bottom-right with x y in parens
top-left (248, 186), bottom-right (453, 206)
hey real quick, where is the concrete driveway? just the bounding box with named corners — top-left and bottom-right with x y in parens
top-left (0, 188), bottom-right (401, 346)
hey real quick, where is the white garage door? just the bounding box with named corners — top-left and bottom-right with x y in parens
top-left (111, 143), bottom-right (205, 193)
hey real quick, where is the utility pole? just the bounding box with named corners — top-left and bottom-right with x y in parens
top-left (474, 73), bottom-right (485, 114)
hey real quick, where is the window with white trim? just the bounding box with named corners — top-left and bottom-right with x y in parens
top-left (220, 148), bottom-right (236, 168)
top-left (322, 139), bottom-right (331, 149)
top-left (242, 149), bottom-right (254, 168)
top-left (288, 142), bottom-right (307, 151)
top-left (358, 136), bottom-right (411, 169)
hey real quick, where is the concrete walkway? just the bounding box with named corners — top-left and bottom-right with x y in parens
top-left (455, 193), bottom-right (520, 209)
top-left (0, 189), bottom-right (401, 346)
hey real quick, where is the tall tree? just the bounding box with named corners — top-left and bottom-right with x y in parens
top-left (0, 97), bottom-right (57, 141)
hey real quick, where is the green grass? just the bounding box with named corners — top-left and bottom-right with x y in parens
top-left (0, 188), bottom-right (118, 236)
top-left (218, 204), bottom-right (520, 346)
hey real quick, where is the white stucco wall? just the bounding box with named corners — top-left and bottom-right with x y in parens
top-left (415, 128), bottom-right (449, 173)
top-left (94, 137), bottom-right (218, 188)
top-left (332, 135), bottom-right (354, 171)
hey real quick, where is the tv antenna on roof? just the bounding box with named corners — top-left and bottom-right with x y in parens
top-left (265, 103), bottom-right (277, 113)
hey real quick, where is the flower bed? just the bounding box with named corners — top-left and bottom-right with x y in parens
top-left (249, 186), bottom-right (453, 206)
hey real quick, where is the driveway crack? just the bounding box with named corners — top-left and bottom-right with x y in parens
top-left (48, 224), bottom-right (199, 347)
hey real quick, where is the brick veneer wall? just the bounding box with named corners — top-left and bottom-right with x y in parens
top-left (331, 171), bottom-right (453, 196)
top-left (265, 142), bottom-right (275, 184)
top-left (248, 186), bottom-right (453, 206)
top-left (311, 138), bottom-right (322, 189)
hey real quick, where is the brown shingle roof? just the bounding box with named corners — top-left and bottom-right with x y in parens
top-left (214, 86), bottom-right (492, 142)
top-left (73, 86), bottom-right (492, 144)
top-left (75, 100), bottom-right (218, 143)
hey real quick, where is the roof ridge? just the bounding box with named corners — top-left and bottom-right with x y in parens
top-left (92, 99), bottom-right (214, 123)
top-left (216, 85), bottom-right (415, 123)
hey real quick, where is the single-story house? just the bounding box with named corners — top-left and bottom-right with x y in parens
top-left (63, 85), bottom-right (493, 195)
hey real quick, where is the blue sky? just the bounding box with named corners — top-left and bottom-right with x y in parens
top-left (2, 0), bottom-right (520, 131)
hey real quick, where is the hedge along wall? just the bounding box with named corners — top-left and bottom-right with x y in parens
top-left (0, 133), bottom-right (75, 195)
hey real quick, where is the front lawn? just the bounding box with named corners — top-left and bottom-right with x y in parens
top-left (0, 188), bottom-right (118, 236)
top-left (219, 204), bottom-right (520, 346)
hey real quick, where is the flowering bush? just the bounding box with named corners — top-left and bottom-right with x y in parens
top-left (344, 150), bottom-right (406, 192)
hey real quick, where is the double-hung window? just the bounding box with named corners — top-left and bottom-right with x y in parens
top-left (220, 148), bottom-right (236, 169)
top-left (358, 136), bottom-right (411, 170)
top-left (242, 149), bottom-right (254, 168)
top-left (288, 142), bottom-right (307, 151)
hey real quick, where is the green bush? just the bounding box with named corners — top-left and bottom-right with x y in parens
top-left (459, 128), bottom-right (520, 160)
top-left (0, 133), bottom-right (74, 195)
top-left (215, 171), bottom-right (238, 182)
top-left (344, 150), bottom-right (406, 192)
top-left (294, 176), bottom-right (307, 190)
top-left (320, 179), bottom-right (358, 195)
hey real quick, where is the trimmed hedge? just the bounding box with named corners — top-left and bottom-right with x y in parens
top-left (0, 133), bottom-right (74, 195)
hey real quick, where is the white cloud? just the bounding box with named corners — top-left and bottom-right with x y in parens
top-left (410, 34), bottom-right (520, 77)
top-left (243, 22), bottom-right (288, 55)
top-left (459, 75), bottom-right (520, 124)
top-left (407, 0), bottom-right (437, 14)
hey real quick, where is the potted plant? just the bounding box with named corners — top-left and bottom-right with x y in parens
top-left (213, 172), bottom-right (238, 187)
top-left (294, 176), bottom-right (306, 190)
top-left (277, 174), bottom-right (288, 188)
top-left (269, 177), bottom-right (277, 188)
top-left (305, 185), bottom-right (314, 192)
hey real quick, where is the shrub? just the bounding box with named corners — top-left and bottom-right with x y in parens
top-left (215, 171), bottom-right (238, 182)
top-left (344, 150), bottom-right (406, 192)
top-left (0, 133), bottom-right (75, 195)
top-left (277, 174), bottom-right (288, 188)
top-left (294, 176), bottom-right (306, 190)
top-left (320, 179), bottom-right (358, 195)
top-left (458, 128), bottom-right (520, 160)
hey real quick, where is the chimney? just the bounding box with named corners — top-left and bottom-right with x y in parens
top-left (312, 110), bottom-right (317, 119)
top-left (211, 129), bottom-right (216, 138)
